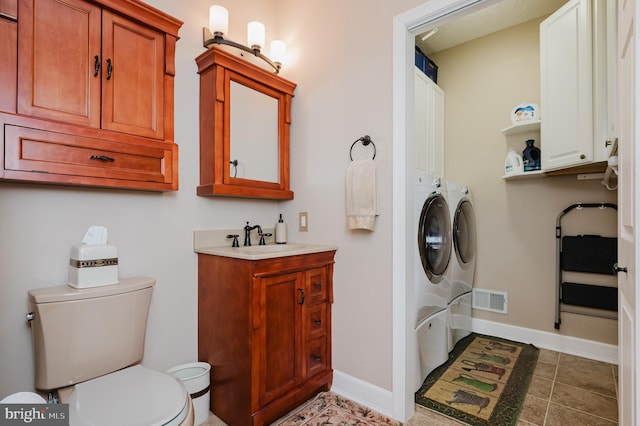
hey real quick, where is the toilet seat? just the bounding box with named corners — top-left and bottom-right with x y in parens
top-left (66, 365), bottom-right (189, 426)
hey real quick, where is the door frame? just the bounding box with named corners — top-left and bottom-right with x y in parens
top-left (392, 0), bottom-right (497, 420)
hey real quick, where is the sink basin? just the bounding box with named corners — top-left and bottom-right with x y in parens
top-left (196, 243), bottom-right (337, 260)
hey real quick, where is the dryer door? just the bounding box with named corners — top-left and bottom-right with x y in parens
top-left (453, 198), bottom-right (476, 269)
top-left (418, 193), bottom-right (452, 283)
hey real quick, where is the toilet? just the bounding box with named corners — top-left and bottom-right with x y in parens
top-left (26, 276), bottom-right (194, 426)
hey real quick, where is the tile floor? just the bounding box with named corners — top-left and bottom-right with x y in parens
top-left (204, 349), bottom-right (619, 425)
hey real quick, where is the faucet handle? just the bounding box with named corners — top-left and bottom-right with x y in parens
top-left (258, 232), bottom-right (272, 246)
top-left (226, 234), bottom-right (240, 247)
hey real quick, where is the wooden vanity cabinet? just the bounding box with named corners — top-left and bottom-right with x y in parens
top-left (0, 0), bottom-right (182, 191)
top-left (198, 250), bottom-right (335, 426)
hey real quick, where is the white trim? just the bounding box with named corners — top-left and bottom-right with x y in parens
top-left (392, 0), bottom-right (502, 422)
top-left (331, 370), bottom-right (395, 419)
top-left (472, 318), bottom-right (618, 364)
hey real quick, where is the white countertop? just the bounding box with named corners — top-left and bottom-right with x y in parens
top-left (195, 243), bottom-right (338, 260)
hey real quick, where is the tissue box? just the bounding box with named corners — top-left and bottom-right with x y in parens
top-left (68, 244), bottom-right (119, 288)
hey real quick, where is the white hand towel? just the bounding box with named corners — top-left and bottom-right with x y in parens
top-left (346, 159), bottom-right (378, 231)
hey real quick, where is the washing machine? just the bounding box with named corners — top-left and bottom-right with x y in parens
top-left (413, 171), bottom-right (452, 390)
top-left (446, 181), bottom-right (476, 351)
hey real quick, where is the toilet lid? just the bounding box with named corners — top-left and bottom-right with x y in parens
top-left (67, 365), bottom-right (189, 426)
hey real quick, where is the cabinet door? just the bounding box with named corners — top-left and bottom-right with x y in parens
top-left (415, 68), bottom-right (445, 177)
top-left (101, 10), bottom-right (164, 139)
top-left (0, 14), bottom-right (17, 113)
top-left (540, 0), bottom-right (593, 170)
top-left (254, 272), bottom-right (303, 406)
top-left (18, 0), bottom-right (101, 127)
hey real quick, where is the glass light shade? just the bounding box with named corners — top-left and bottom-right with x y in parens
top-left (270, 40), bottom-right (287, 65)
top-left (247, 21), bottom-right (265, 50)
top-left (209, 5), bottom-right (228, 36)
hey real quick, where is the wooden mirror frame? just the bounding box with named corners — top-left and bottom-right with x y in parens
top-left (196, 46), bottom-right (296, 199)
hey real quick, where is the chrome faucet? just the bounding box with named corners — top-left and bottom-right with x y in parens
top-left (243, 222), bottom-right (262, 246)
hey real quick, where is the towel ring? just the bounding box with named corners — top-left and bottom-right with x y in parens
top-left (349, 135), bottom-right (376, 161)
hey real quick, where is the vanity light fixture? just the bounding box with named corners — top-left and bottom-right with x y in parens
top-left (203, 5), bottom-right (286, 74)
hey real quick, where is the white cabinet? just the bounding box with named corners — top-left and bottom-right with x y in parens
top-left (415, 67), bottom-right (445, 177)
top-left (540, 0), bottom-right (616, 171)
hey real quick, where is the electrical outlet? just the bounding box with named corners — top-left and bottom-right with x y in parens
top-left (299, 212), bottom-right (308, 232)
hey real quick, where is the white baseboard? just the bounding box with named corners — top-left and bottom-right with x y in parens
top-left (331, 370), bottom-right (394, 418)
top-left (472, 318), bottom-right (618, 364)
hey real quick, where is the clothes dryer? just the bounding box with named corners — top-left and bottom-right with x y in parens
top-left (446, 181), bottom-right (476, 350)
top-left (413, 171), bottom-right (452, 390)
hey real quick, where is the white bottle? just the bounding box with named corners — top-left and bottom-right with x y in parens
top-left (275, 214), bottom-right (287, 244)
top-left (504, 149), bottom-right (524, 175)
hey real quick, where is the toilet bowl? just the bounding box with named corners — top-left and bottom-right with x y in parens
top-left (65, 365), bottom-right (193, 426)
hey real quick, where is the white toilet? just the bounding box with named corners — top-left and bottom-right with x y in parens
top-left (26, 276), bottom-right (194, 426)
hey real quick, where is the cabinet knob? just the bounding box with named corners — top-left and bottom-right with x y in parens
top-left (579, 153), bottom-right (586, 160)
top-left (613, 263), bottom-right (628, 274)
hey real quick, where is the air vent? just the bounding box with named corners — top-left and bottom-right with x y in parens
top-left (472, 289), bottom-right (508, 314)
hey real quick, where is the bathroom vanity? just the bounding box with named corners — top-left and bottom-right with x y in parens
top-left (196, 244), bottom-right (337, 425)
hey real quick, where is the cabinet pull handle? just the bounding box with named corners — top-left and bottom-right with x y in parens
top-left (298, 289), bottom-right (305, 305)
top-left (312, 355), bottom-right (321, 362)
top-left (106, 59), bottom-right (113, 80)
top-left (93, 55), bottom-right (100, 77)
top-left (90, 155), bottom-right (115, 162)
top-left (313, 283), bottom-right (322, 289)
top-left (313, 319), bottom-right (322, 325)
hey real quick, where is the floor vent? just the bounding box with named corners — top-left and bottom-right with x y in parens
top-left (472, 289), bottom-right (508, 314)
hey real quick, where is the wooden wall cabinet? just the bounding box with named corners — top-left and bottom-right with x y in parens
top-left (196, 46), bottom-right (296, 200)
top-left (198, 250), bottom-right (335, 426)
top-left (0, 0), bottom-right (182, 191)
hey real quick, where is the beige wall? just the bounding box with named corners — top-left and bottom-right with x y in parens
top-left (431, 17), bottom-right (618, 344)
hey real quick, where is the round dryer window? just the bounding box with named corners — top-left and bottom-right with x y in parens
top-left (418, 194), bottom-right (452, 283)
top-left (454, 199), bottom-right (476, 266)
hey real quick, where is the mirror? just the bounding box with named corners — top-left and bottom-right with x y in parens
top-left (229, 81), bottom-right (278, 182)
top-left (196, 46), bottom-right (296, 199)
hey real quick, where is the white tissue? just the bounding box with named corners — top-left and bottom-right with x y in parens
top-left (82, 226), bottom-right (109, 244)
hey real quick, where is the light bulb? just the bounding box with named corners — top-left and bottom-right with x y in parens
top-left (209, 5), bottom-right (228, 36)
top-left (270, 40), bottom-right (287, 65)
top-left (247, 21), bottom-right (265, 50)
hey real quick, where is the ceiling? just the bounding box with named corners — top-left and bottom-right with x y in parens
top-left (416, 0), bottom-right (568, 55)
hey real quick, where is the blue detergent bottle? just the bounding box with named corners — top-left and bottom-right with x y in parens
top-left (522, 139), bottom-right (541, 172)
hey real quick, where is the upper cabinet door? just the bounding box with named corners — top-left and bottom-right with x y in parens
top-left (415, 68), bottom-right (445, 177)
top-left (540, 0), bottom-right (593, 170)
top-left (18, 0), bottom-right (102, 127)
top-left (101, 10), bottom-right (164, 139)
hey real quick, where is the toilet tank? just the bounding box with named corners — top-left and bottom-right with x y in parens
top-left (27, 276), bottom-right (155, 390)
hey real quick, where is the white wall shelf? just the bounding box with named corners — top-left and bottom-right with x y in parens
top-left (501, 120), bottom-right (541, 136)
top-left (502, 170), bottom-right (545, 180)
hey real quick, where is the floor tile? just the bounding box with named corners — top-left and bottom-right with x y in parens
top-left (555, 354), bottom-right (617, 398)
top-left (551, 382), bottom-right (618, 422)
top-left (527, 375), bottom-right (553, 400)
top-left (545, 402), bottom-right (617, 426)
top-left (517, 394), bottom-right (547, 425)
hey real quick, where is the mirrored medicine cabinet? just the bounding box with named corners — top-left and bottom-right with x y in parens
top-left (196, 46), bottom-right (296, 199)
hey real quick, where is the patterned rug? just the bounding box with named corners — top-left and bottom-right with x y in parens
top-left (415, 333), bottom-right (539, 426)
top-left (274, 392), bottom-right (402, 425)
